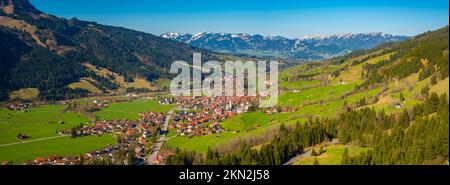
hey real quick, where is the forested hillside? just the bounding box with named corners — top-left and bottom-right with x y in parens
top-left (355, 26), bottom-right (449, 90)
top-left (167, 93), bottom-right (448, 165)
top-left (0, 0), bottom-right (218, 101)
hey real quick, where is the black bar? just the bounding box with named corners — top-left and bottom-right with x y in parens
top-left (1, 165), bottom-right (448, 184)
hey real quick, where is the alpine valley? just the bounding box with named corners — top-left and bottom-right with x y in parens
top-left (0, 0), bottom-right (448, 167)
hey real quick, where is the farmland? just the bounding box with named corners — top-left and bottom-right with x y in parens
top-left (0, 134), bottom-right (115, 164)
top-left (94, 99), bottom-right (175, 120)
top-left (0, 98), bottom-right (174, 163)
top-left (0, 105), bottom-right (89, 144)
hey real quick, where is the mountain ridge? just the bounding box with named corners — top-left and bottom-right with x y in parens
top-left (0, 0), bottom-right (219, 100)
top-left (0, 0), bottom-right (41, 14)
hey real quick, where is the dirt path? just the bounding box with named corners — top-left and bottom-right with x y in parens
top-left (283, 139), bottom-right (340, 165)
top-left (283, 149), bottom-right (313, 165)
top-left (0, 135), bottom-right (68, 148)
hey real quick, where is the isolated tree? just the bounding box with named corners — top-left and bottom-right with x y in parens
top-left (311, 148), bottom-right (317, 156)
top-left (319, 146), bottom-right (325, 155)
top-left (341, 148), bottom-right (349, 165)
top-left (127, 151), bottom-right (136, 165)
top-left (431, 75), bottom-right (438, 85)
top-left (78, 154), bottom-right (84, 165)
top-left (279, 124), bottom-right (288, 137)
top-left (70, 127), bottom-right (77, 138)
top-left (358, 97), bottom-right (367, 107)
top-left (399, 92), bottom-right (405, 102)
top-left (313, 158), bottom-right (320, 165)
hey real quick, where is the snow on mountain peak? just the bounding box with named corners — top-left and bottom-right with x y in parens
top-left (161, 32), bottom-right (181, 39)
top-left (301, 32), bottom-right (396, 41)
top-left (192, 32), bottom-right (212, 40)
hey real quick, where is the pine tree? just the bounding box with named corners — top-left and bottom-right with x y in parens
top-left (341, 148), bottom-right (349, 165)
top-left (70, 127), bottom-right (77, 138)
top-left (319, 146), bottom-right (325, 155)
top-left (313, 158), bottom-right (320, 165)
top-left (399, 92), bottom-right (405, 102)
top-left (311, 148), bottom-right (317, 156)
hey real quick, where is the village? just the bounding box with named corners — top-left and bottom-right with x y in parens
top-left (1, 93), bottom-right (307, 165)
top-left (18, 95), bottom-right (261, 165)
top-left (169, 96), bottom-right (258, 137)
top-left (21, 110), bottom-right (167, 165)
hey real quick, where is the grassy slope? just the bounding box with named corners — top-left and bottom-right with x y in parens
top-left (294, 144), bottom-right (368, 165)
top-left (221, 112), bottom-right (270, 131)
top-left (8, 88), bottom-right (39, 100)
top-left (82, 63), bottom-right (158, 93)
top-left (68, 79), bottom-right (102, 93)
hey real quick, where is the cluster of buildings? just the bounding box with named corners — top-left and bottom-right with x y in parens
top-left (159, 98), bottom-right (174, 105)
top-left (265, 106), bottom-right (299, 114)
top-left (24, 156), bottom-right (81, 165)
top-left (169, 96), bottom-right (258, 137)
top-left (6, 103), bottom-right (33, 111)
top-left (11, 95), bottom-right (273, 165)
top-left (22, 111), bottom-right (168, 165)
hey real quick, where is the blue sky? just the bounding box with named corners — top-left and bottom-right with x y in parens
top-left (30, 0), bottom-right (449, 38)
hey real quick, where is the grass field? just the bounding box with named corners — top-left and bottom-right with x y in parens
top-left (0, 105), bottom-right (89, 144)
top-left (128, 78), bottom-right (157, 91)
top-left (166, 122), bottom-right (284, 153)
top-left (221, 112), bottom-right (270, 131)
top-left (94, 99), bottom-right (175, 120)
top-left (278, 84), bottom-right (355, 107)
top-left (68, 79), bottom-right (102, 93)
top-left (9, 88), bottom-right (39, 100)
top-left (83, 63), bottom-right (158, 93)
top-left (430, 77), bottom-right (449, 95)
top-left (166, 111), bottom-right (308, 153)
top-left (294, 144), bottom-right (368, 165)
top-left (0, 134), bottom-right (116, 164)
top-left (279, 79), bottom-right (321, 91)
top-left (0, 98), bottom-right (172, 163)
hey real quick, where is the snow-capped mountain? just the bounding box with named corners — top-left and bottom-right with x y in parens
top-left (301, 32), bottom-right (408, 51)
top-left (161, 32), bottom-right (409, 60)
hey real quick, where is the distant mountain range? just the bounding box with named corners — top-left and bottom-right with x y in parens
top-left (161, 32), bottom-right (410, 60)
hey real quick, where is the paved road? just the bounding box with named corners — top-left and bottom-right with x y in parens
top-left (283, 149), bottom-right (313, 165)
top-left (147, 109), bottom-right (174, 164)
top-left (0, 135), bottom-right (68, 148)
top-left (283, 139), bottom-right (340, 165)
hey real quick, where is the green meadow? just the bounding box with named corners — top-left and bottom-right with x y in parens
top-left (278, 84), bottom-right (355, 107)
top-left (94, 99), bottom-right (175, 120)
top-left (221, 112), bottom-right (270, 131)
top-left (0, 134), bottom-right (115, 164)
top-left (294, 145), bottom-right (368, 165)
top-left (166, 122), bottom-right (283, 153)
top-left (0, 105), bottom-right (89, 144)
top-left (0, 98), bottom-right (173, 163)
top-left (166, 111), bottom-right (308, 153)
